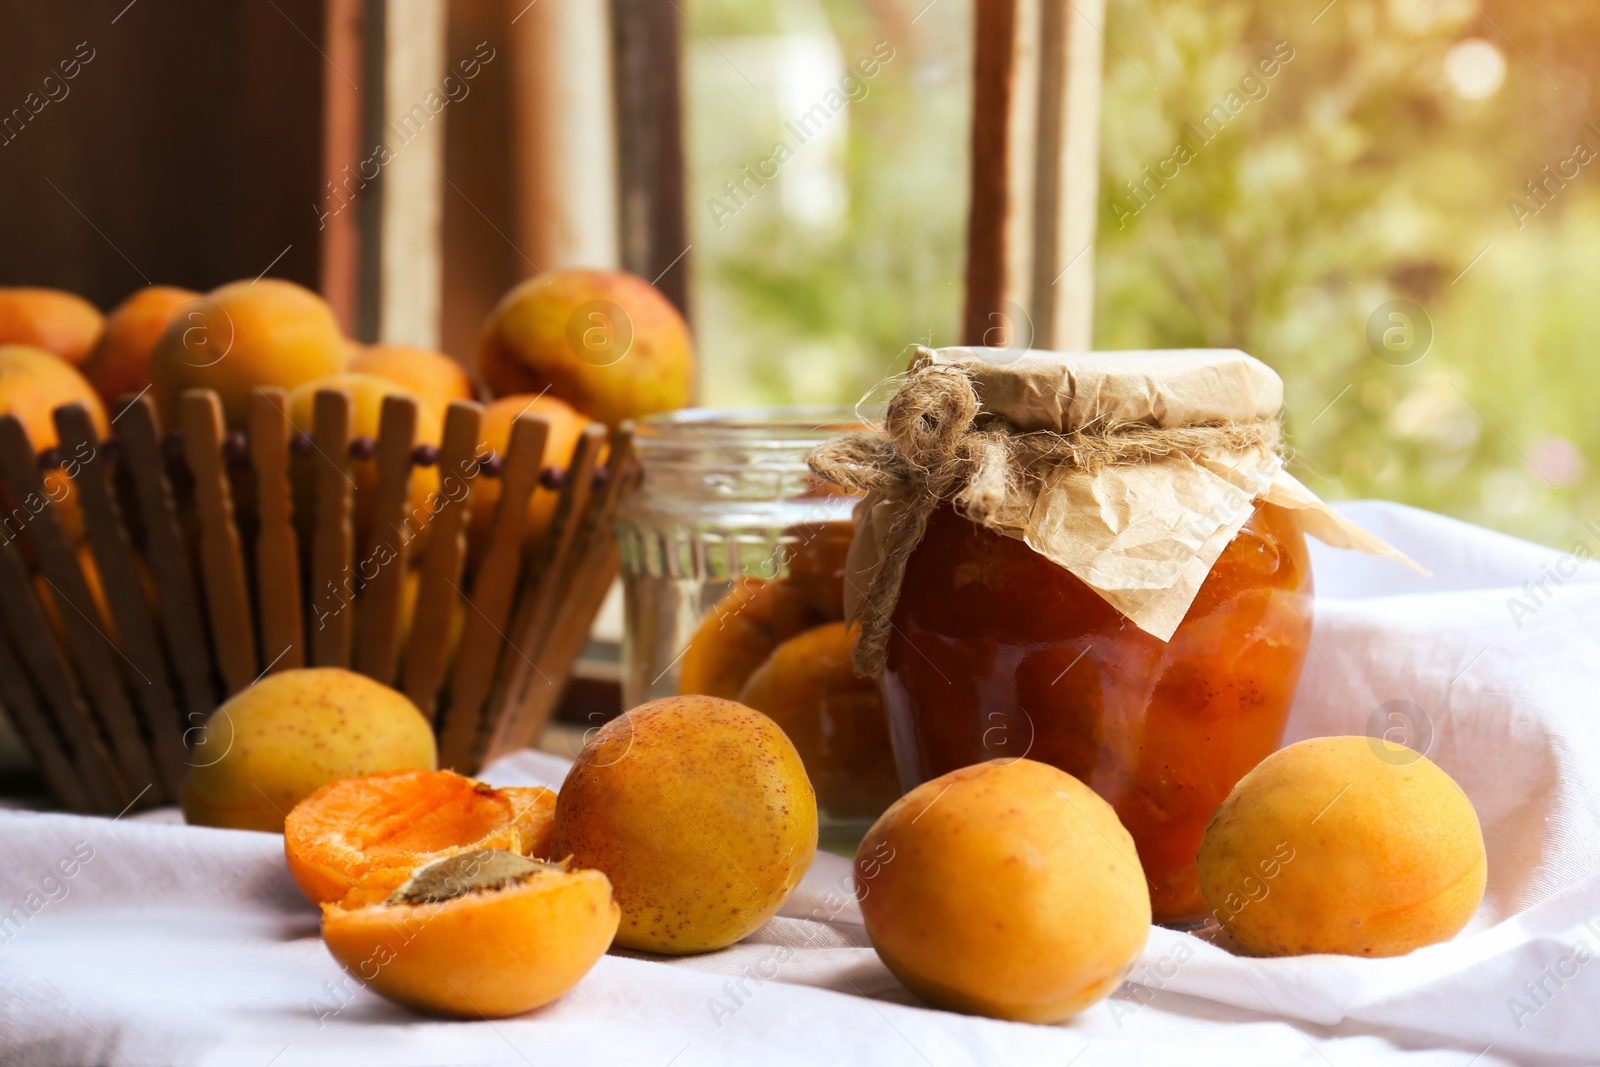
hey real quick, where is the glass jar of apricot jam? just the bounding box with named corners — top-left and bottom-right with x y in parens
top-left (881, 500), bottom-right (1313, 925)
top-left (616, 408), bottom-right (900, 850)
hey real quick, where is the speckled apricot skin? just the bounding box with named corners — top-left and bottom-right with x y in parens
top-left (856, 759), bottom-right (1151, 1023)
top-left (181, 668), bottom-right (437, 833)
top-left (477, 269), bottom-right (691, 427)
top-left (1197, 736), bottom-right (1486, 958)
top-left (321, 864), bottom-right (618, 1018)
top-left (551, 695), bottom-right (817, 954)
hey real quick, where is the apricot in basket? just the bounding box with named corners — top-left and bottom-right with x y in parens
top-left (148, 278), bottom-right (345, 429)
top-left (0, 287), bottom-right (104, 365)
top-left (322, 848), bottom-right (618, 1018)
top-left (285, 769), bottom-right (556, 905)
top-left (82, 285), bottom-right (198, 404)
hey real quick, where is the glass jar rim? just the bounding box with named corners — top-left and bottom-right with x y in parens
top-left (633, 405), bottom-right (880, 439)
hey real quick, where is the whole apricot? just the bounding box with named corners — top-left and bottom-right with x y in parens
top-left (0, 344), bottom-right (109, 540)
top-left (0, 344), bottom-right (110, 444)
top-left (551, 695), bottom-right (816, 954)
top-left (81, 286), bottom-right (199, 404)
top-left (0, 288), bottom-right (104, 365)
top-left (856, 759), bottom-right (1150, 1023)
top-left (285, 769), bottom-right (556, 904)
top-left (1197, 736), bottom-right (1486, 958)
top-left (677, 577), bottom-right (821, 700)
top-left (478, 269), bottom-right (692, 427)
top-left (148, 278), bottom-right (345, 428)
top-left (286, 372), bottom-right (443, 551)
top-left (348, 343), bottom-right (477, 406)
top-left (737, 622), bottom-right (899, 821)
top-left (466, 393), bottom-right (591, 551)
top-left (322, 849), bottom-right (617, 1018)
top-left (182, 668), bottom-right (436, 833)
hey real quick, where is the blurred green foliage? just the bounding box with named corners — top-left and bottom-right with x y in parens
top-left (685, 0), bottom-right (1600, 546)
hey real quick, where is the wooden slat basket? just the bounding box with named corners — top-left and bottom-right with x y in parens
top-left (0, 387), bottom-right (634, 816)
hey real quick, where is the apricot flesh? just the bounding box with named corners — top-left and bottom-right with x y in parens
top-left (676, 577), bottom-right (821, 700)
top-left (478, 269), bottom-right (692, 427)
top-left (1197, 736), bottom-right (1486, 958)
top-left (322, 848), bottom-right (618, 1018)
top-left (856, 759), bottom-right (1151, 1023)
top-left (551, 695), bottom-right (817, 954)
top-left (284, 769), bottom-right (556, 904)
top-left (182, 668), bottom-right (436, 833)
top-left (737, 621), bottom-right (899, 821)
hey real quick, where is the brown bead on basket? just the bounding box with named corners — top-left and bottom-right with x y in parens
top-left (0, 389), bottom-right (633, 814)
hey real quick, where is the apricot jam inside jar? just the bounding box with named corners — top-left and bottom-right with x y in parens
top-left (883, 501), bottom-right (1311, 923)
top-left (807, 346), bottom-right (1405, 924)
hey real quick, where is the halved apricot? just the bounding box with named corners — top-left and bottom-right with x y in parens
top-left (322, 848), bottom-right (618, 1018)
top-left (284, 770), bottom-right (555, 905)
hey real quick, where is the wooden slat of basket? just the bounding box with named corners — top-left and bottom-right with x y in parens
top-left (116, 394), bottom-right (217, 734)
top-left (54, 405), bottom-right (186, 799)
top-left (435, 415), bottom-right (548, 770)
top-left (403, 401), bottom-right (482, 719)
top-left (309, 390), bottom-right (355, 668)
top-left (481, 425), bottom-right (628, 763)
top-left (0, 414), bottom-right (160, 800)
top-left (248, 390), bottom-right (304, 674)
top-left (477, 425), bottom-right (607, 750)
top-left (0, 534), bottom-right (125, 812)
top-left (180, 391), bottom-right (258, 696)
top-left (0, 629), bottom-right (91, 812)
top-left (354, 395), bottom-right (416, 685)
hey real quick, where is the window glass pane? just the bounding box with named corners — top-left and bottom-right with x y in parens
top-left (684, 0), bottom-right (971, 408)
top-left (1097, 0), bottom-right (1596, 545)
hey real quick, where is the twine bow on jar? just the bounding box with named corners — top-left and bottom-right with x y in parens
top-left (805, 352), bottom-right (1282, 676)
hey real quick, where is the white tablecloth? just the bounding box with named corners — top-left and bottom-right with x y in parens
top-left (1, 502), bottom-right (1597, 1066)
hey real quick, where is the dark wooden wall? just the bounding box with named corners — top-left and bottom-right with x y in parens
top-left (0, 0), bottom-right (326, 309)
top-left (439, 0), bottom-right (520, 366)
top-left (0, 0), bottom-right (689, 360)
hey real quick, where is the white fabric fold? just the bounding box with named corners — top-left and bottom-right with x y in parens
top-left (0, 502), bottom-right (1596, 1065)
